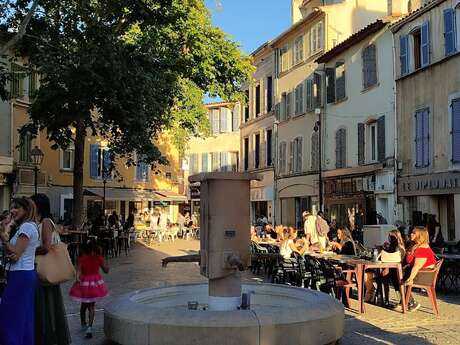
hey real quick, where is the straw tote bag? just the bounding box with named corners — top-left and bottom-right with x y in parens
top-left (36, 221), bottom-right (76, 285)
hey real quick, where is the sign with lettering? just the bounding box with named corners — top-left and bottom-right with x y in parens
top-left (398, 172), bottom-right (460, 196)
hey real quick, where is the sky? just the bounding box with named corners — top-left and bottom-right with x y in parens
top-left (205, 0), bottom-right (291, 54)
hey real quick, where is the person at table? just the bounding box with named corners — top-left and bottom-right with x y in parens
top-left (364, 229), bottom-right (406, 305)
top-left (32, 194), bottom-right (71, 345)
top-left (264, 224), bottom-right (278, 241)
top-left (315, 212), bottom-right (330, 248)
top-left (404, 227), bottom-right (437, 312)
top-left (280, 227), bottom-right (307, 259)
top-left (107, 211), bottom-right (119, 228)
top-left (330, 226), bottom-right (356, 256)
top-left (0, 197), bottom-right (40, 345)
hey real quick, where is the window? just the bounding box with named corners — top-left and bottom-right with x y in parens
top-left (294, 35), bottom-right (304, 64)
top-left (309, 21), bottom-right (324, 56)
top-left (201, 152), bottom-right (209, 172)
top-left (369, 123), bottom-right (378, 162)
top-left (244, 138), bottom-right (249, 171)
top-left (452, 98), bottom-right (460, 163)
top-left (266, 129), bottom-right (273, 166)
top-left (399, 35), bottom-right (409, 76)
top-left (211, 152), bottom-right (220, 172)
top-left (189, 153), bottom-right (199, 175)
top-left (229, 152), bottom-right (238, 171)
top-left (135, 154), bottom-right (149, 182)
top-left (244, 90), bottom-right (250, 122)
top-left (28, 71), bottom-right (38, 99)
top-left (281, 92), bottom-right (287, 121)
top-left (335, 62), bottom-right (346, 101)
top-left (295, 83), bottom-right (304, 115)
top-left (293, 137), bottom-right (303, 173)
top-left (305, 78), bottom-right (314, 112)
top-left (232, 104), bottom-right (240, 131)
top-left (254, 134), bottom-right (260, 169)
top-left (311, 132), bottom-right (319, 171)
top-left (411, 28), bottom-right (422, 70)
top-left (286, 92), bottom-right (292, 118)
top-left (255, 84), bottom-right (261, 116)
top-left (279, 141), bottom-right (287, 174)
top-left (280, 45), bottom-right (289, 72)
top-left (415, 108), bottom-right (430, 168)
top-left (61, 146), bottom-right (74, 171)
top-left (314, 72), bottom-right (322, 107)
top-left (220, 152), bottom-right (229, 172)
top-left (19, 132), bottom-right (32, 163)
top-left (10, 64), bottom-right (26, 99)
top-left (335, 128), bottom-right (347, 169)
top-left (90, 144), bottom-right (112, 180)
top-left (444, 8), bottom-right (457, 56)
top-left (266, 76), bottom-right (273, 112)
top-left (362, 44), bottom-right (377, 89)
top-left (326, 67), bottom-right (336, 103)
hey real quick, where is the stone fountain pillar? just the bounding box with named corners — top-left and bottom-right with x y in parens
top-left (189, 172), bottom-right (258, 310)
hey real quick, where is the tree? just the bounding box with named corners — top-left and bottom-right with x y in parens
top-left (9, 0), bottom-right (253, 227)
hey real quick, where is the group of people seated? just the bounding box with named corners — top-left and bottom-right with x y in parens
top-left (251, 212), bottom-right (439, 313)
top-left (364, 226), bottom-right (437, 311)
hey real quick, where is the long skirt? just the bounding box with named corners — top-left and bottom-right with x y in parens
top-left (35, 284), bottom-right (71, 345)
top-left (0, 270), bottom-right (37, 345)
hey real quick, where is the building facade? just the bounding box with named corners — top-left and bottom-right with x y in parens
top-left (316, 20), bottom-right (400, 227)
top-left (184, 102), bottom-right (240, 216)
top-left (271, 0), bottom-right (401, 228)
top-left (392, 0), bottom-right (460, 241)
top-left (240, 42), bottom-right (275, 224)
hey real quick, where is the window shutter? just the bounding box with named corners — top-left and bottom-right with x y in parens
top-left (341, 129), bottom-right (346, 168)
top-left (452, 99), bottom-right (460, 163)
top-left (279, 142), bottom-right (285, 173)
top-left (297, 137), bottom-right (303, 172)
top-left (281, 93), bottom-right (287, 121)
top-left (306, 79), bottom-right (313, 111)
top-left (335, 130), bottom-right (341, 169)
top-left (377, 116), bottom-right (386, 162)
top-left (326, 68), bottom-right (335, 103)
top-left (421, 21), bottom-right (430, 67)
top-left (220, 108), bottom-right (228, 132)
top-left (444, 8), bottom-right (457, 56)
top-left (422, 109), bottom-right (430, 167)
top-left (286, 92), bottom-right (292, 118)
top-left (275, 103), bottom-right (280, 121)
top-left (295, 86), bottom-right (300, 115)
top-left (314, 72), bottom-right (322, 107)
top-left (335, 62), bottom-right (346, 101)
top-left (220, 152), bottom-right (228, 171)
top-left (358, 123), bottom-right (365, 165)
top-left (363, 45), bottom-right (377, 88)
top-left (212, 110), bottom-right (220, 134)
top-left (289, 141), bottom-right (294, 173)
top-left (311, 132), bottom-right (319, 171)
top-left (299, 84), bottom-right (304, 114)
top-left (232, 104), bottom-right (240, 131)
top-left (90, 144), bottom-right (99, 178)
top-left (400, 35), bottom-right (409, 75)
top-left (202, 153), bottom-right (208, 172)
top-left (415, 111), bottom-right (423, 167)
top-left (103, 149), bottom-right (112, 180)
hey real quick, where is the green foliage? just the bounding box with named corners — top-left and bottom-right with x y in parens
top-left (8, 0), bottom-right (253, 166)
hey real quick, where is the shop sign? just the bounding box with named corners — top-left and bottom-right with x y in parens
top-left (398, 172), bottom-right (460, 196)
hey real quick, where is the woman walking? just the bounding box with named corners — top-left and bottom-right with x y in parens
top-left (32, 194), bottom-right (71, 345)
top-left (0, 197), bottom-right (40, 345)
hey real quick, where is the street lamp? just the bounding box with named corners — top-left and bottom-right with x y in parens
top-left (313, 116), bottom-right (323, 213)
top-left (31, 146), bottom-right (44, 195)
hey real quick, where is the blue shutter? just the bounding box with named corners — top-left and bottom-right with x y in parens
top-left (452, 99), bottom-right (460, 163)
top-left (103, 149), bottom-right (112, 180)
top-left (421, 21), bottom-right (430, 67)
top-left (415, 111), bottom-right (423, 167)
top-left (400, 35), bottom-right (409, 75)
top-left (90, 144), bottom-right (99, 178)
top-left (444, 8), bottom-right (457, 56)
top-left (423, 109), bottom-right (430, 167)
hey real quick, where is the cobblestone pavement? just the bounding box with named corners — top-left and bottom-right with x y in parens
top-left (64, 240), bottom-right (460, 345)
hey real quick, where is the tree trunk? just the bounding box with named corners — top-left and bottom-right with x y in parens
top-left (72, 118), bottom-right (86, 228)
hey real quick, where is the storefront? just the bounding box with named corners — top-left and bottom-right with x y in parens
top-left (398, 172), bottom-right (460, 241)
top-left (250, 171), bottom-right (274, 224)
top-left (324, 174), bottom-right (377, 228)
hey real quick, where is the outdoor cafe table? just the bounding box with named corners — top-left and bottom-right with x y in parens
top-left (309, 253), bottom-right (407, 314)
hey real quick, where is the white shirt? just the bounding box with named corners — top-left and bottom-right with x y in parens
top-left (305, 216), bottom-right (318, 244)
top-left (280, 239), bottom-right (294, 259)
top-left (9, 222), bottom-right (39, 271)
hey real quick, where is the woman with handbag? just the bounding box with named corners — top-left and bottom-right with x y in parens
top-left (32, 194), bottom-right (71, 345)
top-left (0, 197), bottom-right (40, 345)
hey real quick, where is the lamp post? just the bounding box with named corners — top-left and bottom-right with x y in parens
top-left (313, 117), bottom-right (323, 212)
top-left (31, 146), bottom-right (44, 196)
top-left (102, 152), bottom-right (107, 224)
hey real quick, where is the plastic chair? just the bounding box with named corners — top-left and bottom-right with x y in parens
top-left (404, 259), bottom-right (444, 316)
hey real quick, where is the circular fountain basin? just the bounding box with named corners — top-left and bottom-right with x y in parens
top-left (104, 283), bottom-right (344, 345)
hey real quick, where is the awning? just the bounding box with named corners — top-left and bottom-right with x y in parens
top-left (84, 188), bottom-right (159, 201)
top-left (154, 191), bottom-right (187, 202)
top-left (323, 163), bottom-right (383, 179)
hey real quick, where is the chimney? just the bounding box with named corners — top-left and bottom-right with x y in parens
top-left (292, 0), bottom-right (304, 24)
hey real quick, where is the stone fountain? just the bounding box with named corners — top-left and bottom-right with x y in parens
top-left (104, 172), bottom-right (344, 345)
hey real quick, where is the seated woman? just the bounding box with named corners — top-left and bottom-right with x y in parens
top-left (330, 227), bottom-right (356, 255)
top-left (404, 227), bottom-right (437, 311)
top-left (364, 229), bottom-right (406, 304)
top-left (279, 227), bottom-right (308, 259)
top-left (250, 226), bottom-right (260, 243)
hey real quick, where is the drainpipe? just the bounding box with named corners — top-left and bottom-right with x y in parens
top-left (273, 119), bottom-right (279, 224)
top-left (391, 30), bottom-right (399, 224)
